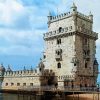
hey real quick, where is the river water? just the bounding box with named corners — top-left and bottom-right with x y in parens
top-left (0, 93), bottom-right (20, 100)
top-left (0, 93), bottom-right (98, 100)
top-left (0, 93), bottom-right (66, 100)
top-left (0, 93), bottom-right (36, 100)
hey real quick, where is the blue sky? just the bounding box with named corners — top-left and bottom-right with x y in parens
top-left (0, 0), bottom-right (100, 81)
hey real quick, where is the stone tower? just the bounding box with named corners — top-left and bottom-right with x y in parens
top-left (43, 3), bottom-right (98, 89)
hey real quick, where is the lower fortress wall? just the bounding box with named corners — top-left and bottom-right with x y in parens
top-left (1, 70), bottom-right (41, 90)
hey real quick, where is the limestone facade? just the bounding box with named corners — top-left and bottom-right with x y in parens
top-left (43, 3), bottom-right (98, 88)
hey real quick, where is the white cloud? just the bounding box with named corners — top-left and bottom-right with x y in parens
top-left (0, 0), bottom-right (25, 25)
top-left (0, 0), bottom-right (46, 56)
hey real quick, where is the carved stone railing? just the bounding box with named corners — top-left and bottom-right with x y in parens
top-left (44, 26), bottom-right (98, 39)
top-left (77, 26), bottom-right (98, 39)
top-left (44, 27), bottom-right (75, 39)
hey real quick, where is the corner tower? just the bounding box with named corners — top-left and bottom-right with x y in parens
top-left (0, 64), bottom-right (5, 88)
top-left (43, 3), bottom-right (98, 88)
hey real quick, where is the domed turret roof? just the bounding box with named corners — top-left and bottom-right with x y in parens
top-left (0, 64), bottom-right (5, 71)
top-left (71, 2), bottom-right (77, 8)
top-left (48, 11), bottom-right (52, 16)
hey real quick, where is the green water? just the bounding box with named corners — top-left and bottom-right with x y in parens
top-left (0, 93), bottom-right (36, 100)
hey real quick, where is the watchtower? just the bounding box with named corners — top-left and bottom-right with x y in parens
top-left (43, 3), bottom-right (98, 88)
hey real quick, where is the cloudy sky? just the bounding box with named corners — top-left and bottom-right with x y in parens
top-left (0, 0), bottom-right (100, 81)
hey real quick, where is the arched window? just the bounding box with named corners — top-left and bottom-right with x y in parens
top-left (57, 63), bottom-right (61, 68)
top-left (59, 27), bottom-right (62, 33)
top-left (57, 38), bottom-right (61, 44)
top-left (57, 51), bottom-right (60, 55)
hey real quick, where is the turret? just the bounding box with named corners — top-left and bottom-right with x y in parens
top-left (47, 11), bottom-right (52, 27)
top-left (48, 11), bottom-right (52, 21)
top-left (89, 11), bottom-right (93, 21)
top-left (0, 64), bottom-right (5, 77)
top-left (7, 65), bottom-right (12, 72)
top-left (0, 64), bottom-right (5, 88)
top-left (38, 59), bottom-right (45, 74)
top-left (70, 2), bottom-right (77, 14)
top-left (93, 58), bottom-right (98, 77)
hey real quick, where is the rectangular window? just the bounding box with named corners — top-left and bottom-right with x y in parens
top-left (74, 63), bottom-right (76, 66)
top-left (17, 83), bottom-right (20, 86)
top-left (85, 63), bottom-right (87, 68)
top-left (5, 83), bottom-right (8, 86)
top-left (30, 83), bottom-right (33, 86)
top-left (23, 83), bottom-right (26, 86)
top-left (11, 83), bottom-right (14, 86)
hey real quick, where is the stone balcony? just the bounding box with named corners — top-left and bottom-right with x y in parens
top-left (43, 27), bottom-right (75, 39)
top-left (44, 26), bottom-right (98, 40)
top-left (55, 55), bottom-right (62, 61)
top-left (77, 26), bottom-right (98, 39)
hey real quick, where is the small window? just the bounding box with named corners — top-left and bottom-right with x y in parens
top-left (43, 55), bottom-right (46, 59)
top-left (30, 83), bottom-right (33, 86)
top-left (39, 68), bottom-right (41, 72)
top-left (85, 84), bottom-right (87, 87)
top-left (5, 83), bottom-right (8, 86)
top-left (17, 83), bottom-right (20, 86)
top-left (57, 38), bottom-right (61, 44)
top-left (74, 63), bottom-right (76, 66)
top-left (87, 50), bottom-right (90, 56)
top-left (84, 38), bottom-right (88, 45)
top-left (23, 83), bottom-right (26, 86)
top-left (11, 83), bottom-right (14, 86)
top-left (85, 63), bottom-right (87, 68)
top-left (73, 9), bottom-right (75, 11)
top-left (80, 84), bottom-right (82, 88)
top-left (59, 27), bottom-right (62, 33)
top-left (56, 49), bottom-right (62, 55)
top-left (57, 51), bottom-right (60, 55)
top-left (70, 26), bottom-right (72, 29)
top-left (57, 63), bottom-right (61, 68)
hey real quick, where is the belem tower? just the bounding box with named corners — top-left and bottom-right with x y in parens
top-left (0, 3), bottom-right (99, 90)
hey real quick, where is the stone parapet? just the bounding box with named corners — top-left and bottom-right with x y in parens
top-left (4, 70), bottom-right (38, 77)
top-left (44, 26), bottom-right (98, 40)
top-left (48, 11), bottom-right (92, 23)
top-left (44, 27), bottom-right (75, 39)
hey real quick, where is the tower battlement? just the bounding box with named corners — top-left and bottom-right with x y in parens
top-left (48, 11), bottom-right (92, 23)
top-left (44, 3), bottom-right (99, 88)
top-left (4, 70), bottom-right (38, 77)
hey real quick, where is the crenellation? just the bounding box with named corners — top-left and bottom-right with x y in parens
top-left (48, 11), bottom-right (92, 24)
top-left (49, 12), bottom-right (72, 22)
top-left (3, 69), bottom-right (38, 77)
top-left (77, 12), bottom-right (92, 22)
